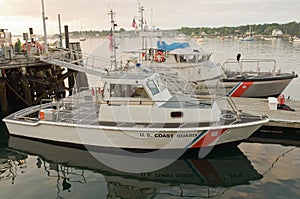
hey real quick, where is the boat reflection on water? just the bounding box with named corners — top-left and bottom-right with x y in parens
top-left (0, 141), bottom-right (28, 184)
top-left (4, 136), bottom-right (263, 198)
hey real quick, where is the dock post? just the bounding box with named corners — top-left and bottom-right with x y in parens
top-left (58, 14), bottom-right (63, 48)
top-left (65, 25), bottom-right (75, 95)
top-left (0, 73), bottom-right (8, 113)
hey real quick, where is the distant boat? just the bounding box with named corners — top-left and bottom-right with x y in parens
top-left (241, 36), bottom-right (254, 42)
top-left (263, 37), bottom-right (273, 41)
top-left (241, 25), bottom-right (254, 42)
top-left (289, 36), bottom-right (300, 43)
top-left (80, 37), bottom-right (86, 41)
top-left (194, 36), bottom-right (206, 42)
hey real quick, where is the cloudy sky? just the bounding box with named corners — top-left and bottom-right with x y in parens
top-left (1, 0), bottom-right (299, 34)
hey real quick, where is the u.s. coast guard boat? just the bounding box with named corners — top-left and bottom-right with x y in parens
top-left (3, 70), bottom-right (268, 153)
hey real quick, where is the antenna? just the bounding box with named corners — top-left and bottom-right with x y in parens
top-left (138, 5), bottom-right (144, 31)
top-left (108, 9), bottom-right (117, 70)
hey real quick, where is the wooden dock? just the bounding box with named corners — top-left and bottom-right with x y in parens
top-left (232, 97), bottom-right (300, 129)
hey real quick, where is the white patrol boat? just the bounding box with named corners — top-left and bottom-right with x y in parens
top-left (3, 70), bottom-right (268, 153)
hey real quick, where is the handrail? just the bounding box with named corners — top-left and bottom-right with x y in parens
top-left (39, 48), bottom-right (110, 76)
top-left (222, 58), bottom-right (277, 76)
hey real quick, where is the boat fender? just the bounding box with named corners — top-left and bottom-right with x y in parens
top-left (39, 111), bottom-right (44, 120)
top-left (22, 43), bottom-right (30, 52)
top-left (154, 51), bottom-right (165, 62)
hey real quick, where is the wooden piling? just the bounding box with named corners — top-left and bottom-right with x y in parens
top-left (0, 76), bottom-right (8, 113)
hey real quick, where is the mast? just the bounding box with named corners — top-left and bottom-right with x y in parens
top-left (41, 0), bottom-right (48, 53)
top-left (108, 9), bottom-right (117, 70)
top-left (139, 5), bottom-right (146, 56)
top-left (138, 5), bottom-right (144, 31)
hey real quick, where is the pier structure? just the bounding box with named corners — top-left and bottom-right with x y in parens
top-left (232, 97), bottom-right (300, 129)
top-left (0, 28), bottom-right (88, 114)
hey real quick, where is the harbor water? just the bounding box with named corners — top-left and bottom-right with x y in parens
top-left (0, 38), bottom-right (300, 198)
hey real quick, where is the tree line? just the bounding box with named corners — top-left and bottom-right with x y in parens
top-left (67, 21), bottom-right (300, 38)
top-left (178, 21), bottom-right (300, 36)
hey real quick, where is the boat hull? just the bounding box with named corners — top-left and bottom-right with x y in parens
top-left (225, 77), bottom-right (295, 98)
top-left (4, 118), bottom-right (266, 152)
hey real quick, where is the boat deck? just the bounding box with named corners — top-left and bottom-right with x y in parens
top-left (5, 98), bottom-right (262, 129)
top-left (232, 97), bottom-right (300, 129)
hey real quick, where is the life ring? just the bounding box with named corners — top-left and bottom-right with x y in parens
top-left (154, 51), bottom-right (165, 62)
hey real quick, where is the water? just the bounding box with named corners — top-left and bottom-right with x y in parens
top-left (1, 132), bottom-right (300, 198)
top-left (1, 38), bottom-right (300, 198)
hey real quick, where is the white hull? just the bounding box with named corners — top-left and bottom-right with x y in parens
top-left (4, 118), bottom-right (266, 150)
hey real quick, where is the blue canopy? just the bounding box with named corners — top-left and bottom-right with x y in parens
top-left (157, 41), bottom-right (190, 52)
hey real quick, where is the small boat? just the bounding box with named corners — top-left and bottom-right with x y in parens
top-left (289, 36), bottom-right (300, 43)
top-left (222, 58), bottom-right (298, 98)
top-left (241, 37), bottom-right (254, 42)
top-left (241, 25), bottom-right (254, 42)
top-left (3, 70), bottom-right (268, 154)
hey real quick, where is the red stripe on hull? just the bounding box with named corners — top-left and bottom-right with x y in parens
top-left (192, 129), bottom-right (227, 148)
top-left (230, 81), bottom-right (254, 97)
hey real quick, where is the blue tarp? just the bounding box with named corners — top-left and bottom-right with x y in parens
top-left (157, 41), bottom-right (190, 52)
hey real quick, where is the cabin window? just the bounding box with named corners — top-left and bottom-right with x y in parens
top-left (179, 55), bottom-right (187, 63)
top-left (207, 54), bottom-right (211, 60)
top-left (198, 55), bottom-right (207, 62)
top-left (132, 86), bottom-right (149, 98)
top-left (110, 84), bottom-right (149, 98)
top-left (188, 55), bottom-right (196, 63)
top-left (154, 77), bottom-right (166, 91)
top-left (146, 80), bottom-right (159, 95)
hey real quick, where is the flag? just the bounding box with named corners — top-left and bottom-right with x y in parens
top-left (132, 18), bottom-right (137, 30)
top-left (107, 28), bottom-right (113, 51)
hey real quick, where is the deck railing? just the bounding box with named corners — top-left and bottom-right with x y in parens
top-left (222, 59), bottom-right (277, 76)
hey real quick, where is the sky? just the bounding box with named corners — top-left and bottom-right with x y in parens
top-left (1, 0), bottom-right (299, 35)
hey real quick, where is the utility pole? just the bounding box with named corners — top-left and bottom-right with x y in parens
top-left (41, 0), bottom-right (48, 53)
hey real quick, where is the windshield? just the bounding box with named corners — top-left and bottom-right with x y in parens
top-left (146, 80), bottom-right (159, 95)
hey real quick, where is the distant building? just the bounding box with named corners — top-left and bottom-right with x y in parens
top-left (272, 29), bottom-right (283, 37)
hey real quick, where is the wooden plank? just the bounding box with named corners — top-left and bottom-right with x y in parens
top-left (232, 97), bottom-right (300, 129)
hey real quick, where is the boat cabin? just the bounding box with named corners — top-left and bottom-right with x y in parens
top-left (98, 71), bottom-right (221, 125)
top-left (101, 72), bottom-right (172, 106)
